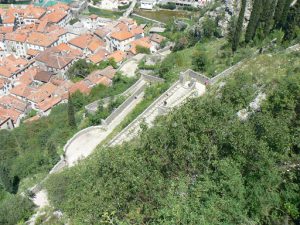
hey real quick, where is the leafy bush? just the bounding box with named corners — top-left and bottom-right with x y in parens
top-left (192, 51), bottom-right (208, 72)
top-left (136, 45), bottom-right (151, 54)
top-left (158, 2), bottom-right (176, 10)
top-left (0, 195), bottom-right (34, 225)
top-left (118, 4), bottom-right (130, 10)
top-left (46, 70), bottom-right (300, 224)
top-left (173, 37), bottom-right (188, 51)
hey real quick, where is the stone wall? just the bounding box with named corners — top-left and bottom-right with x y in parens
top-left (102, 83), bottom-right (147, 126)
top-left (108, 80), bottom-right (181, 146)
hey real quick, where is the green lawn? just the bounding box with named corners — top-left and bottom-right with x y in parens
top-left (84, 6), bottom-right (123, 19)
top-left (130, 15), bottom-right (153, 25)
top-left (0, 4), bottom-right (10, 8)
top-left (133, 9), bottom-right (193, 23)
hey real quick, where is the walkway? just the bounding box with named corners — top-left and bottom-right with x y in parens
top-left (123, 0), bottom-right (136, 17)
top-left (109, 80), bottom-right (206, 146)
top-left (65, 79), bottom-right (147, 166)
top-left (119, 54), bottom-right (145, 77)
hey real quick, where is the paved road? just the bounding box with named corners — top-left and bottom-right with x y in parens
top-left (123, 0), bottom-right (137, 17)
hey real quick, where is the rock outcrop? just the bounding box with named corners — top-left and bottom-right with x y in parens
top-left (195, 0), bottom-right (253, 37)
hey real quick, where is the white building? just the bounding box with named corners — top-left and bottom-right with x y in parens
top-left (100, 0), bottom-right (118, 10)
top-left (140, 0), bottom-right (157, 10)
top-left (108, 31), bottom-right (135, 52)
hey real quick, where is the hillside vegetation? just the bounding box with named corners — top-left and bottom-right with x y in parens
top-left (46, 50), bottom-right (300, 224)
top-left (0, 75), bottom-right (135, 224)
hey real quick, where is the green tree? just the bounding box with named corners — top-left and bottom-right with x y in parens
top-left (136, 45), bottom-right (150, 54)
top-left (202, 17), bottom-right (217, 39)
top-left (0, 195), bottom-right (34, 225)
top-left (262, 0), bottom-right (278, 36)
top-left (277, 0), bottom-right (293, 28)
top-left (274, 0), bottom-right (287, 28)
top-left (192, 51), bottom-right (208, 72)
top-left (227, 15), bottom-right (236, 44)
top-left (68, 93), bottom-right (76, 128)
top-left (66, 59), bottom-right (94, 80)
top-left (232, 0), bottom-right (247, 52)
top-left (245, 0), bottom-right (263, 43)
top-left (283, 0), bottom-right (300, 40)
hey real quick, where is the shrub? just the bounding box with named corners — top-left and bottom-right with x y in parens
top-left (192, 51), bottom-right (208, 72)
top-left (0, 195), bottom-right (34, 225)
top-left (136, 45), bottom-right (151, 54)
top-left (158, 2), bottom-right (176, 10)
top-left (173, 37), bottom-right (188, 51)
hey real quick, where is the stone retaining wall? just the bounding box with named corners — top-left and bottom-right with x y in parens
top-left (108, 80), bottom-right (180, 146)
top-left (103, 83), bottom-right (147, 125)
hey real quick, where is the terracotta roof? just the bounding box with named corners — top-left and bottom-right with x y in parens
top-left (0, 94), bottom-right (28, 112)
top-left (27, 48), bottom-right (40, 56)
top-left (3, 15), bottom-right (15, 24)
top-left (35, 46), bottom-right (78, 69)
top-left (48, 26), bottom-right (67, 37)
top-left (0, 106), bottom-right (21, 124)
top-left (131, 27), bottom-right (144, 36)
top-left (86, 75), bottom-right (112, 87)
top-left (41, 10), bottom-right (67, 23)
top-left (34, 70), bottom-right (53, 83)
top-left (97, 66), bottom-right (116, 79)
top-left (88, 49), bottom-right (107, 64)
top-left (23, 5), bottom-right (46, 19)
top-left (26, 32), bottom-right (58, 47)
top-left (56, 43), bottom-right (82, 56)
top-left (110, 31), bottom-right (134, 41)
top-left (37, 19), bottom-right (48, 32)
top-left (0, 26), bottom-right (14, 34)
top-left (119, 18), bottom-right (135, 25)
top-left (129, 37), bottom-right (151, 55)
top-left (18, 67), bottom-right (39, 85)
top-left (87, 38), bottom-right (105, 52)
top-left (5, 32), bottom-right (27, 43)
top-left (27, 82), bottom-right (57, 103)
top-left (150, 33), bottom-right (166, 44)
top-left (115, 22), bottom-right (129, 32)
top-left (53, 79), bottom-right (73, 99)
top-left (0, 67), bottom-right (13, 78)
top-left (10, 84), bottom-right (36, 99)
top-left (108, 50), bottom-right (126, 63)
top-left (37, 96), bottom-right (61, 112)
top-left (0, 78), bottom-right (7, 89)
top-left (94, 28), bottom-right (110, 39)
top-left (68, 34), bottom-right (93, 49)
top-left (69, 80), bottom-right (90, 95)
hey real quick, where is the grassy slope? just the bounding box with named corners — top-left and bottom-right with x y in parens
top-left (133, 9), bottom-right (193, 23)
top-left (46, 49), bottom-right (300, 224)
top-left (84, 6), bottom-right (123, 19)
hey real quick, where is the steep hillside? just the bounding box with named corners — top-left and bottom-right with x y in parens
top-left (46, 50), bottom-right (300, 224)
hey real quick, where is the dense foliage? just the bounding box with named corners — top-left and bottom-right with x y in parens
top-left (46, 51), bottom-right (300, 224)
top-left (66, 59), bottom-right (117, 81)
top-left (0, 194), bottom-right (34, 225)
top-left (231, 0), bottom-right (299, 51)
top-left (0, 72), bottom-right (135, 223)
top-left (0, 105), bottom-right (72, 194)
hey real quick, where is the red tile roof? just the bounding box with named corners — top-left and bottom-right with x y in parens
top-left (108, 50), bottom-right (126, 63)
top-left (110, 31), bottom-right (134, 41)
